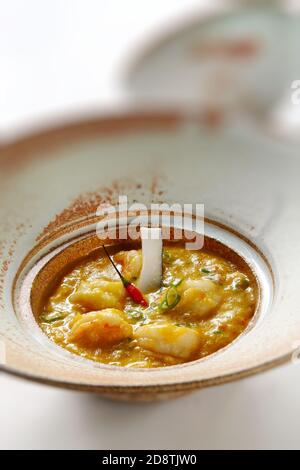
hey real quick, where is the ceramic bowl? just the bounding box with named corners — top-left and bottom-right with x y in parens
top-left (0, 112), bottom-right (299, 401)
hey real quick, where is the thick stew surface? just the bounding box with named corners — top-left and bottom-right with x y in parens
top-left (39, 244), bottom-right (258, 368)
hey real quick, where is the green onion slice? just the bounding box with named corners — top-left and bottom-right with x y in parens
top-left (129, 310), bottom-right (144, 320)
top-left (234, 277), bottom-right (250, 290)
top-left (171, 278), bottom-right (183, 287)
top-left (41, 311), bottom-right (67, 323)
top-left (162, 250), bottom-right (173, 263)
top-left (159, 286), bottom-right (181, 311)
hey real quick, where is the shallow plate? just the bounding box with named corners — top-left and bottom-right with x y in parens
top-left (0, 112), bottom-right (299, 400)
top-left (125, 1), bottom-right (300, 137)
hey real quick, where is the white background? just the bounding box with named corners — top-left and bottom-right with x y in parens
top-left (0, 0), bottom-right (209, 140)
top-left (1, 0), bottom-right (300, 450)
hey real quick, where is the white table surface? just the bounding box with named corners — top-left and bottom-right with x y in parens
top-left (1, 0), bottom-right (300, 450)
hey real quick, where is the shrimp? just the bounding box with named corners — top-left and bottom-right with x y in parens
top-left (175, 278), bottom-right (223, 317)
top-left (135, 323), bottom-right (202, 359)
top-left (114, 250), bottom-right (142, 282)
top-left (70, 278), bottom-right (125, 311)
top-left (69, 309), bottom-right (133, 348)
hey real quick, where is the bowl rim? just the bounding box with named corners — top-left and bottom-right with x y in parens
top-left (0, 352), bottom-right (290, 393)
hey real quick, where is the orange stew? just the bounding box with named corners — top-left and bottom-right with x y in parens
top-left (39, 245), bottom-right (257, 368)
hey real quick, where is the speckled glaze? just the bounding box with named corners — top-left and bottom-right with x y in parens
top-left (0, 112), bottom-right (299, 400)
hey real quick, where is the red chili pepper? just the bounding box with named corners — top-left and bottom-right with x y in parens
top-left (124, 283), bottom-right (148, 307)
top-left (103, 246), bottom-right (148, 307)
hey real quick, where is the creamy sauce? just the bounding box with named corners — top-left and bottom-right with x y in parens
top-left (39, 246), bottom-right (257, 368)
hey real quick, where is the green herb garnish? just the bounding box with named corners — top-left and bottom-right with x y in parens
top-left (163, 250), bottom-right (173, 264)
top-left (234, 277), bottom-right (250, 290)
top-left (171, 278), bottom-right (183, 287)
top-left (129, 310), bottom-right (144, 321)
top-left (41, 311), bottom-right (67, 323)
top-left (159, 286), bottom-right (181, 312)
top-left (201, 268), bottom-right (211, 274)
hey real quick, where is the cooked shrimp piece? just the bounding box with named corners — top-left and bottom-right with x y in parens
top-left (70, 279), bottom-right (125, 311)
top-left (114, 250), bottom-right (142, 281)
top-left (176, 279), bottom-right (223, 317)
top-left (69, 309), bottom-right (133, 348)
top-left (135, 324), bottom-right (202, 359)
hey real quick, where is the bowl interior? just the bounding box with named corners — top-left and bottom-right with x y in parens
top-left (15, 225), bottom-right (263, 369)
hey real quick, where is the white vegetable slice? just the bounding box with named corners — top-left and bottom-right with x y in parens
top-left (137, 227), bottom-right (162, 293)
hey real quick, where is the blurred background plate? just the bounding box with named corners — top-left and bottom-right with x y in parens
top-left (125, 0), bottom-right (300, 139)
